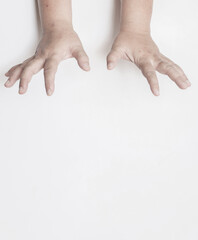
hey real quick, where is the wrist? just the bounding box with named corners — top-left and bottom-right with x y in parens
top-left (119, 29), bottom-right (151, 38)
top-left (120, 0), bottom-right (153, 36)
top-left (42, 20), bottom-right (73, 35)
top-left (120, 22), bottom-right (151, 35)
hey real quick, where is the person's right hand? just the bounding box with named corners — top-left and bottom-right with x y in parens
top-left (5, 28), bottom-right (90, 96)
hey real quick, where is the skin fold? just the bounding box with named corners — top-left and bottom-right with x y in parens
top-left (107, 0), bottom-right (191, 96)
top-left (5, 0), bottom-right (191, 96)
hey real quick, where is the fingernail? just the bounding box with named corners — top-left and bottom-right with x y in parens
top-left (47, 89), bottom-right (53, 96)
top-left (185, 79), bottom-right (191, 86)
top-left (83, 63), bottom-right (90, 71)
top-left (19, 87), bottom-right (24, 94)
top-left (155, 90), bottom-right (160, 96)
top-left (108, 63), bottom-right (114, 70)
top-left (5, 80), bottom-right (11, 87)
top-left (182, 81), bottom-right (189, 88)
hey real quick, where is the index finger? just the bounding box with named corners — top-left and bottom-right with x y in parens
top-left (43, 57), bottom-right (60, 96)
top-left (139, 61), bottom-right (160, 96)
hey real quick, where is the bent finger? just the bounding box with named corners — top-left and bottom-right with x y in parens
top-left (156, 57), bottom-right (191, 89)
top-left (19, 57), bottom-right (45, 94)
top-left (44, 57), bottom-right (60, 96)
top-left (107, 48), bottom-right (122, 70)
top-left (139, 61), bottom-right (160, 96)
top-left (5, 66), bottom-right (23, 88)
top-left (72, 48), bottom-right (90, 71)
top-left (5, 64), bottom-right (22, 77)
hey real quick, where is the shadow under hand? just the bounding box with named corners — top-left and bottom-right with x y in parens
top-left (34, 0), bottom-right (42, 37)
top-left (111, 0), bottom-right (121, 39)
top-left (101, 0), bottom-right (121, 56)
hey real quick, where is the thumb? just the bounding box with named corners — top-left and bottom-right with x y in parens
top-left (72, 47), bottom-right (90, 72)
top-left (107, 48), bottom-right (122, 70)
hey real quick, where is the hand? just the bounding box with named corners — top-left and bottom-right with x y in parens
top-left (107, 31), bottom-right (191, 96)
top-left (5, 28), bottom-right (90, 96)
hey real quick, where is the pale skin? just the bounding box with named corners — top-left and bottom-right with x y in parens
top-left (5, 0), bottom-right (90, 96)
top-left (5, 0), bottom-right (191, 96)
top-left (107, 0), bottom-right (191, 96)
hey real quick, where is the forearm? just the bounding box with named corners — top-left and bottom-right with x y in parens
top-left (38, 0), bottom-right (73, 33)
top-left (120, 0), bottom-right (153, 34)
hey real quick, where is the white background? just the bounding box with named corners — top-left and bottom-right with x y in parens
top-left (0, 0), bottom-right (198, 239)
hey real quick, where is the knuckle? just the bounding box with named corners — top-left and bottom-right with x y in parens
top-left (175, 73), bottom-right (187, 81)
top-left (33, 54), bottom-right (44, 61)
top-left (138, 51), bottom-right (151, 60)
top-left (22, 66), bottom-right (33, 74)
top-left (44, 64), bottom-right (57, 74)
top-left (20, 70), bottom-right (26, 78)
top-left (45, 58), bottom-right (57, 68)
top-left (37, 49), bottom-right (52, 59)
top-left (108, 55), bottom-right (116, 61)
top-left (20, 73), bottom-right (28, 81)
top-left (145, 70), bottom-right (155, 78)
top-left (21, 67), bottom-right (34, 77)
top-left (112, 46), bottom-right (123, 55)
top-left (78, 55), bottom-right (88, 61)
top-left (44, 67), bottom-right (53, 73)
top-left (158, 61), bottom-right (176, 74)
top-left (20, 76), bottom-right (28, 84)
top-left (72, 46), bottom-right (84, 56)
top-left (108, 52), bottom-right (120, 62)
top-left (153, 56), bottom-right (162, 67)
top-left (137, 56), bottom-right (151, 67)
top-left (40, 49), bottom-right (49, 57)
top-left (156, 60), bottom-right (164, 68)
top-left (50, 53), bottom-right (61, 60)
top-left (72, 45), bottom-right (83, 52)
top-left (164, 63), bottom-right (174, 71)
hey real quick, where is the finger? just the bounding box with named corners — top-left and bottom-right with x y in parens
top-left (156, 59), bottom-right (191, 89)
top-left (107, 48), bottom-right (122, 70)
top-left (18, 57), bottom-right (45, 94)
top-left (4, 66), bottom-right (23, 88)
top-left (5, 56), bottom-right (34, 76)
top-left (5, 57), bottom-right (34, 87)
top-left (72, 48), bottom-right (90, 71)
top-left (5, 64), bottom-right (21, 77)
top-left (139, 61), bottom-right (160, 96)
top-left (44, 58), bottom-right (60, 96)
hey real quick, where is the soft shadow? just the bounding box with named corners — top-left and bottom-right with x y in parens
top-left (108, 0), bottom-right (121, 46)
top-left (34, 0), bottom-right (42, 37)
top-left (111, 0), bottom-right (121, 39)
top-left (101, 0), bottom-right (121, 55)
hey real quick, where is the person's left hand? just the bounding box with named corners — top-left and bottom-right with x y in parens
top-left (107, 31), bottom-right (191, 96)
